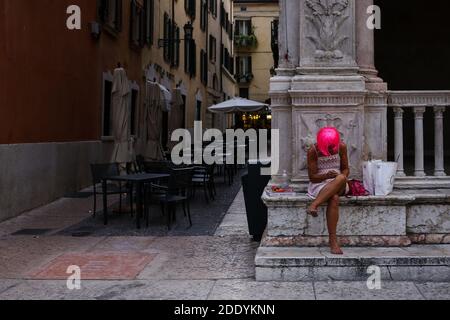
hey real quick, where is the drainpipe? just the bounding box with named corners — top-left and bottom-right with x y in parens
top-left (171, 0), bottom-right (175, 68)
top-left (220, 3), bottom-right (224, 95)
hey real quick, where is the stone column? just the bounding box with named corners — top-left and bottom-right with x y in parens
top-left (286, 0), bottom-right (299, 67)
top-left (269, 76), bottom-right (293, 178)
top-left (278, 0), bottom-right (299, 69)
top-left (355, 0), bottom-right (386, 90)
top-left (434, 107), bottom-right (446, 176)
top-left (413, 107), bottom-right (426, 177)
top-left (277, 0), bottom-right (288, 68)
top-left (393, 107), bottom-right (406, 177)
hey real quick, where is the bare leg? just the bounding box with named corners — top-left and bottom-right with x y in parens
top-left (327, 195), bottom-right (343, 255)
top-left (307, 174), bottom-right (347, 216)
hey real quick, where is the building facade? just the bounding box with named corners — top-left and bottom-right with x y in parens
top-left (233, 0), bottom-right (279, 103)
top-left (0, 0), bottom-right (235, 222)
top-left (143, 0), bottom-right (235, 139)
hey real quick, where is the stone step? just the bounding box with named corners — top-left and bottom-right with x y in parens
top-left (255, 245), bottom-right (450, 282)
top-left (262, 189), bottom-right (450, 246)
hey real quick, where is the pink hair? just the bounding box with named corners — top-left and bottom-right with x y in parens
top-left (317, 127), bottom-right (340, 156)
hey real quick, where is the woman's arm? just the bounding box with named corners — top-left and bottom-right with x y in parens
top-left (340, 143), bottom-right (350, 178)
top-left (307, 147), bottom-right (338, 183)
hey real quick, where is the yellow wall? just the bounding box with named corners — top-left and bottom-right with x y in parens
top-left (142, 0), bottom-right (208, 130)
top-left (234, 1), bottom-right (279, 103)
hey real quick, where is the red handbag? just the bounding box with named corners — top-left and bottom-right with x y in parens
top-left (346, 179), bottom-right (370, 197)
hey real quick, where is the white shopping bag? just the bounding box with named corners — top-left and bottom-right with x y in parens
top-left (363, 160), bottom-right (381, 195)
top-left (374, 162), bottom-right (398, 196)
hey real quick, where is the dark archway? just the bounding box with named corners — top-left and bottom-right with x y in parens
top-left (374, 0), bottom-right (450, 173)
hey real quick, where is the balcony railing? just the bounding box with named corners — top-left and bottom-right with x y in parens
top-left (388, 91), bottom-right (450, 186)
top-left (235, 73), bottom-right (254, 84)
top-left (234, 34), bottom-right (258, 49)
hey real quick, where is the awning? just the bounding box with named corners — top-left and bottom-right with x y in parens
top-left (208, 97), bottom-right (269, 114)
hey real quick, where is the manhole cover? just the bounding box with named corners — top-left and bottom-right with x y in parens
top-left (71, 227), bottom-right (95, 237)
top-left (64, 192), bottom-right (94, 199)
top-left (12, 229), bottom-right (53, 236)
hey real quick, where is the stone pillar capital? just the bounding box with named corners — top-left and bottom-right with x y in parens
top-left (433, 106), bottom-right (446, 117)
top-left (393, 107), bottom-right (404, 118)
top-left (413, 107), bottom-right (427, 117)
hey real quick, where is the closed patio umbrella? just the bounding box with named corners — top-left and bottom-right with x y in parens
top-left (208, 97), bottom-right (269, 114)
top-left (137, 81), bottom-right (168, 160)
top-left (111, 67), bottom-right (132, 163)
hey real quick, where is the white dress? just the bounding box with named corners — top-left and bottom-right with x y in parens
top-left (307, 146), bottom-right (345, 199)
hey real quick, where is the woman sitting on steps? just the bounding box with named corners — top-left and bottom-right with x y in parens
top-left (307, 127), bottom-right (350, 255)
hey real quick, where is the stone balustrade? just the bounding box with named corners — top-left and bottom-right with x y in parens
top-left (388, 91), bottom-right (450, 183)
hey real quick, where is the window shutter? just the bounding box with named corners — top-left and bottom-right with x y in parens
top-left (144, 0), bottom-right (153, 45)
top-left (130, 0), bottom-right (136, 43)
top-left (234, 21), bottom-right (240, 36)
top-left (248, 56), bottom-right (252, 74)
top-left (175, 27), bottom-right (180, 67)
top-left (230, 56), bottom-right (234, 74)
top-left (246, 20), bottom-right (251, 35)
top-left (116, 0), bottom-right (123, 31)
top-left (98, 0), bottom-right (108, 22)
top-left (184, 41), bottom-right (189, 73)
top-left (139, 8), bottom-right (145, 47)
top-left (190, 41), bottom-right (197, 77)
top-left (236, 56), bottom-right (241, 75)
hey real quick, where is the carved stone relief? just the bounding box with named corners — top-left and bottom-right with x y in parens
top-left (293, 108), bottom-right (364, 179)
top-left (300, 0), bottom-right (356, 68)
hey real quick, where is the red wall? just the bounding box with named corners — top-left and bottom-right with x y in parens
top-left (0, 0), bottom-right (143, 144)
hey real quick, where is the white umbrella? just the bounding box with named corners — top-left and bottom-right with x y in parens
top-left (111, 67), bottom-right (132, 164)
top-left (208, 97), bottom-right (269, 114)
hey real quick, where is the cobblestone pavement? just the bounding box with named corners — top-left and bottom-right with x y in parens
top-left (0, 183), bottom-right (449, 300)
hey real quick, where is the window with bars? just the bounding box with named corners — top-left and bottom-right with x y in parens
top-left (235, 19), bottom-right (251, 36)
top-left (235, 56), bottom-right (253, 83)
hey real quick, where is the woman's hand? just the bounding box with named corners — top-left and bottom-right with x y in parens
top-left (325, 170), bottom-right (340, 179)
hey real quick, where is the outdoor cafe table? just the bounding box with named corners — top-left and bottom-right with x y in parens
top-left (102, 173), bottom-right (170, 229)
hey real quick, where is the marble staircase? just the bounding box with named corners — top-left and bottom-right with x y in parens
top-left (255, 189), bottom-right (450, 281)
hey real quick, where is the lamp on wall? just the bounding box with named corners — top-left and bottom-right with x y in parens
top-left (90, 21), bottom-right (101, 40)
top-left (158, 22), bottom-right (194, 48)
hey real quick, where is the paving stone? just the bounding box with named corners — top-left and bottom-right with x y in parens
top-left (106, 280), bottom-right (215, 300)
top-left (0, 280), bottom-right (22, 295)
top-left (138, 236), bottom-right (257, 280)
top-left (0, 281), bottom-right (91, 300)
top-left (89, 237), bottom-right (156, 252)
top-left (0, 236), bottom-right (105, 278)
top-left (28, 252), bottom-right (156, 280)
top-left (315, 281), bottom-right (424, 300)
top-left (208, 280), bottom-right (315, 300)
top-left (415, 282), bottom-right (450, 300)
top-left (214, 214), bottom-right (249, 236)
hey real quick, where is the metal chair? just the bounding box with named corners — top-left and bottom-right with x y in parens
top-left (148, 167), bottom-right (194, 229)
top-left (90, 163), bottom-right (123, 217)
top-left (192, 164), bottom-right (217, 203)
